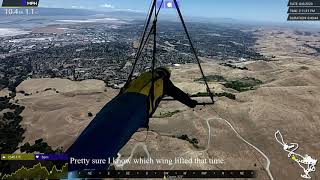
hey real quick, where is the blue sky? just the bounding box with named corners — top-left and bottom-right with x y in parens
top-left (1, 0), bottom-right (289, 22)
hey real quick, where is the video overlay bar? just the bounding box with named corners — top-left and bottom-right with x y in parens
top-left (287, 0), bottom-right (320, 21)
top-left (2, 154), bottom-right (256, 178)
top-left (74, 170), bottom-right (256, 179)
top-left (2, 0), bottom-right (39, 7)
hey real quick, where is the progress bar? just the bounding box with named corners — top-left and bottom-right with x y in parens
top-left (75, 170), bottom-right (256, 178)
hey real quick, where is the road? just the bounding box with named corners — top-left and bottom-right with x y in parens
top-left (113, 106), bottom-right (275, 180)
top-left (206, 106), bottom-right (274, 180)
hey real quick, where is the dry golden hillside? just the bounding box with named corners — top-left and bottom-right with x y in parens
top-left (6, 28), bottom-right (320, 180)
